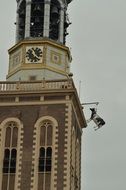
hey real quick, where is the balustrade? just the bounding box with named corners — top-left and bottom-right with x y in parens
top-left (0, 79), bottom-right (73, 93)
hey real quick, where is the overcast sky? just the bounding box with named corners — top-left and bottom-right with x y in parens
top-left (0, 0), bottom-right (126, 190)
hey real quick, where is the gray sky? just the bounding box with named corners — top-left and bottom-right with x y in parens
top-left (0, 0), bottom-right (126, 190)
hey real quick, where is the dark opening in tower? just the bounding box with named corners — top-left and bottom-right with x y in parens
top-left (30, 0), bottom-right (44, 38)
top-left (18, 0), bottom-right (26, 41)
top-left (16, 0), bottom-right (72, 44)
top-left (49, 0), bottom-right (60, 41)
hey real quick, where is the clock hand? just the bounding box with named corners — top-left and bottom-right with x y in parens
top-left (31, 49), bottom-right (40, 59)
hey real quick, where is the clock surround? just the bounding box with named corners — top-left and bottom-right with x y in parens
top-left (25, 46), bottom-right (43, 64)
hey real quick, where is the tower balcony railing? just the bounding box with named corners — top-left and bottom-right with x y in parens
top-left (0, 79), bottom-right (74, 93)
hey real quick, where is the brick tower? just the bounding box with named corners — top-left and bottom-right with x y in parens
top-left (0, 0), bottom-right (86, 190)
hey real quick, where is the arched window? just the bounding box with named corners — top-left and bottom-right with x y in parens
top-left (38, 121), bottom-right (52, 173)
top-left (1, 122), bottom-right (18, 190)
top-left (37, 120), bottom-right (54, 190)
top-left (32, 116), bottom-right (58, 190)
top-left (3, 124), bottom-right (18, 173)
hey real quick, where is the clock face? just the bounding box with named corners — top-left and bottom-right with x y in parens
top-left (26, 47), bottom-right (43, 63)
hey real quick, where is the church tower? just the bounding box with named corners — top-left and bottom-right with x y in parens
top-left (0, 0), bottom-right (87, 190)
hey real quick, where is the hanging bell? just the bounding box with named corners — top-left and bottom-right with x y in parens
top-left (34, 17), bottom-right (41, 24)
top-left (19, 28), bottom-right (24, 36)
top-left (19, 18), bottom-right (25, 27)
top-left (51, 6), bottom-right (59, 17)
top-left (19, 9), bottom-right (25, 17)
top-left (33, 4), bottom-right (41, 13)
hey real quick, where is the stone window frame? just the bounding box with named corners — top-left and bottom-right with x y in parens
top-left (31, 116), bottom-right (58, 190)
top-left (0, 117), bottom-right (23, 190)
top-left (2, 123), bottom-right (18, 175)
top-left (38, 120), bottom-right (53, 173)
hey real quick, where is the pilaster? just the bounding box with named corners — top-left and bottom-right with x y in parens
top-left (59, 7), bottom-right (65, 43)
top-left (43, 0), bottom-right (51, 38)
top-left (25, 0), bottom-right (32, 38)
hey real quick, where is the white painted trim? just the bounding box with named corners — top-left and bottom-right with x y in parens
top-left (63, 103), bottom-right (72, 190)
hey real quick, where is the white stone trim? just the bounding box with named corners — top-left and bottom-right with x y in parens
top-left (63, 103), bottom-right (72, 190)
